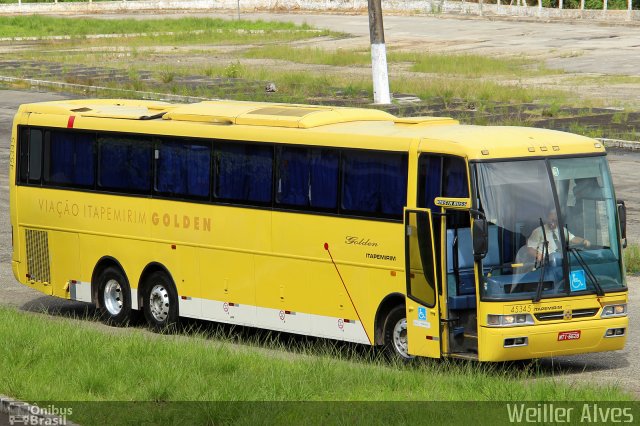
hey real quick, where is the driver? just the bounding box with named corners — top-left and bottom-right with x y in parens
top-left (527, 209), bottom-right (590, 263)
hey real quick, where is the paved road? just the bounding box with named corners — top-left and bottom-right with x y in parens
top-left (83, 11), bottom-right (640, 76)
top-left (1, 89), bottom-right (639, 396)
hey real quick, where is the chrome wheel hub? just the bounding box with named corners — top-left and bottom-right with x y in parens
top-left (392, 318), bottom-right (413, 359)
top-left (103, 279), bottom-right (123, 316)
top-left (149, 284), bottom-right (170, 322)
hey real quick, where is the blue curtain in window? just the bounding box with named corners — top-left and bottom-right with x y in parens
top-left (422, 156), bottom-right (442, 211)
top-left (342, 153), bottom-right (377, 213)
top-left (99, 137), bottom-right (151, 191)
top-left (157, 143), bottom-right (184, 194)
top-left (444, 157), bottom-right (468, 198)
top-left (342, 151), bottom-right (407, 217)
top-left (216, 144), bottom-right (272, 203)
top-left (187, 145), bottom-right (210, 197)
top-left (276, 147), bottom-right (339, 209)
top-left (157, 142), bottom-right (210, 198)
top-left (380, 154), bottom-right (408, 215)
top-left (309, 150), bottom-right (338, 209)
top-left (49, 131), bottom-right (94, 186)
top-left (277, 147), bottom-right (309, 206)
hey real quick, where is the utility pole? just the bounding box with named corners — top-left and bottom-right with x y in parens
top-left (368, 0), bottom-right (391, 104)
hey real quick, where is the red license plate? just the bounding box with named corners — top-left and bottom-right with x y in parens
top-left (558, 330), bottom-right (581, 341)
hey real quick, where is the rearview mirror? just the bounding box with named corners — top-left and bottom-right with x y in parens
top-left (617, 200), bottom-right (627, 248)
top-left (473, 217), bottom-right (488, 261)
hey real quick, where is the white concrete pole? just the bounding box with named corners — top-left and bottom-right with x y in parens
top-left (368, 0), bottom-right (391, 104)
top-left (559, 0), bottom-right (563, 9)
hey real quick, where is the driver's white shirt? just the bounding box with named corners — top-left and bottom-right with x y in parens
top-left (527, 225), bottom-right (575, 254)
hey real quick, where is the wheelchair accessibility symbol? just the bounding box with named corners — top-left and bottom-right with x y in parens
top-left (418, 307), bottom-right (427, 321)
top-left (570, 270), bottom-right (587, 291)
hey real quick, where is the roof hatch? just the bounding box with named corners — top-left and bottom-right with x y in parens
top-left (163, 101), bottom-right (396, 129)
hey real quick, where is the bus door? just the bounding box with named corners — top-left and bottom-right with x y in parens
top-left (404, 208), bottom-right (441, 358)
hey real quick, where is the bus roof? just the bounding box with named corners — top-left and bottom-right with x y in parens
top-left (18, 99), bottom-right (605, 159)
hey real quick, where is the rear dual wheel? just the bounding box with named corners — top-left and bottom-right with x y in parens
top-left (97, 267), bottom-right (134, 327)
top-left (142, 271), bottom-right (179, 332)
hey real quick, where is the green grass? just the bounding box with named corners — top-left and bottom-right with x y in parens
top-left (0, 15), bottom-right (322, 38)
top-left (242, 46), bottom-right (560, 78)
top-left (624, 243), bottom-right (640, 274)
top-left (0, 306), bottom-right (630, 421)
top-left (389, 51), bottom-right (558, 77)
top-left (243, 45), bottom-right (371, 67)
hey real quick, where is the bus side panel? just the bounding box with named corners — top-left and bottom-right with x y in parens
top-left (269, 213), bottom-right (405, 344)
top-left (49, 231), bottom-right (79, 299)
top-left (198, 248), bottom-right (256, 326)
top-left (196, 205), bottom-right (269, 326)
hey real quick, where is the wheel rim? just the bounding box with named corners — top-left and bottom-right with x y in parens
top-left (149, 284), bottom-right (170, 322)
top-left (103, 279), bottom-right (123, 316)
top-left (392, 317), bottom-right (413, 359)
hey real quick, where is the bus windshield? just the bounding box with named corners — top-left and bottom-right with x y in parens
top-left (475, 155), bottom-right (625, 301)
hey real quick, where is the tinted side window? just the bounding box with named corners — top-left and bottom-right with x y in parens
top-left (98, 136), bottom-right (152, 192)
top-left (341, 151), bottom-right (407, 218)
top-left (46, 131), bottom-right (95, 187)
top-left (443, 156), bottom-right (469, 198)
top-left (156, 140), bottom-right (211, 199)
top-left (215, 143), bottom-right (273, 204)
top-left (276, 146), bottom-right (339, 209)
top-left (28, 129), bottom-right (43, 183)
top-left (18, 127), bottom-right (29, 183)
top-left (418, 155), bottom-right (468, 208)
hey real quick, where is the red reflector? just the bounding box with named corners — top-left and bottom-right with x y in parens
top-left (324, 242), bottom-right (329, 250)
top-left (67, 116), bottom-right (76, 128)
top-left (171, 244), bottom-right (176, 250)
top-left (390, 271), bottom-right (397, 277)
top-left (285, 310), bottom-right (291, 315)
top-left (26, 274), bottom-right (31, 279)
top-left (181, 296), bottom-right (187, 300)
top-left (71, 280), bottom-right (77, 284)
top-left (426, 336), bottom-right (433, 340)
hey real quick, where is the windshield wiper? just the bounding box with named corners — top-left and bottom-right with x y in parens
top-left (533, 217), bottom-right (549, 303)
top-left (567, 244), bottom-right (605, 297)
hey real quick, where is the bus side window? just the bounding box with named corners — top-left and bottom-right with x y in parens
top-left (341, 151), bottom-right (407, 218)
top-left (28, 129), bottom-right (43, 184)
top-left (98, 135), bottom-right (152, 193)
top-left (45, 130), bottom-right (95, 188)
top-left (156, 140), bottom-right (211, 199)
top-left (214, 143), bottom-right (273, 205)
top-left (18, 127), bottom-right (29, 183)
top-left (275, 146), bottom-right (339, 210)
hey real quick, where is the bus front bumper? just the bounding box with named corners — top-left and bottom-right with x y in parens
top-left (478, 316), bottom-right (628, 362)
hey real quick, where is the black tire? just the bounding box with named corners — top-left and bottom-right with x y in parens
top-left (142, 271), bottom-right (179, 332)
top-left (383, 305), bottom-right (415, 362)
top-left (96, 266), bottom-right (133, 327)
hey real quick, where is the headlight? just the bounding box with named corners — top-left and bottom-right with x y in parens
top-left (601, 303), bottom-right (627, 318)
top-left (487, 314), bottom-right (534, 327)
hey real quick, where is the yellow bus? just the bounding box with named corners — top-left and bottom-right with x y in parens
top-left (9, 98), bottom-right (628, 361)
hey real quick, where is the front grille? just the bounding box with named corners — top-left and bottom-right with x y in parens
top-left (535, 308), bottom-right (599, 321)
top-left (25, 229), bottom-right (51, 283)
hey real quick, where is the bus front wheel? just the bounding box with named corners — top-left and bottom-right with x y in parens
top-left (97, 266), bottom-right (133, 327)
top-left (383, 305), bottom-right (415, 362)
top-left (142, 271), bottom-right (178, 332)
